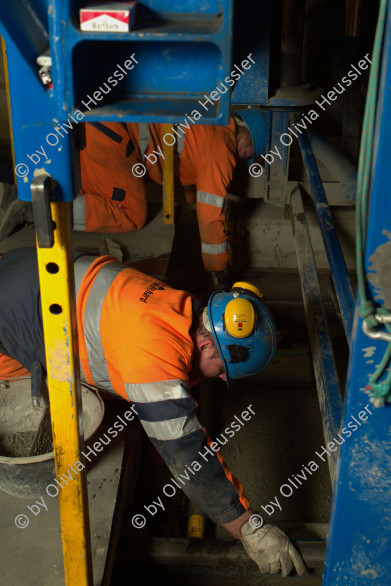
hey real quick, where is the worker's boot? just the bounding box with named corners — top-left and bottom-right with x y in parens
top-left (0, 194), bottom-right (34, 241)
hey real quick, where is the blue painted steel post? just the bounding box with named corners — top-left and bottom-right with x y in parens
top-left (323, 3), bottom-right (391, 582)
top-left (231, 0), bottom-right (272, 105)
top-left (297, 130), bottom-right (355, 345)
top-left (0, 3), bottom-right (75, 202)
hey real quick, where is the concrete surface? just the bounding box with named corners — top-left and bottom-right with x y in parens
top-left (0, 381), bottom-right (129, 586)
top-left (0, 204), bottom-right (174, 264)
top-left (231, 196), bottom-right (356, 272)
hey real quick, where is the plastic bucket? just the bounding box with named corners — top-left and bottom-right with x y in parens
top-left (0, 378), bottom-right (104, 498)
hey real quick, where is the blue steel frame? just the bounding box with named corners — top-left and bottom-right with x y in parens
top-left (0, 2), bottom-right (75, 203)
top-left (231, 0), bottom-right (272, 105)
top-left (297, 130), bottom-right (355, 345)
top-left (0, 0), bottom-right (234, 203)
top-left (46, 0), bottom-right (234, 124)
top-left (323, 3), bottom-right (391, 583)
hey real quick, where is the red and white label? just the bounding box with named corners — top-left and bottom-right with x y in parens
top-left (80, 3), bottom-right (136, 32)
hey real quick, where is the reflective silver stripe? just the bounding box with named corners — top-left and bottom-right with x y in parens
top-left (197, 191), bottom-right (226, 210)
top-left (175, 128), bottom-right (185, 156)
top-left (77, 259), bottom-right (125, 391)
top-left (125, 380), bottom-right (190, 403)
top-left (140, 412), bottom-right (202, 441)
top-left (138, 123), bottom-right (150, 157)
top-left (201, 241), bottom-right (227, 255)
top-left (84, 262), bottom-right (124, 390)
top-left (73, 195), bottom-right (85, 231)
top-left (74, 256), bottom-right (99, 297)
top-left (74, 256), bottom-right (100, 386)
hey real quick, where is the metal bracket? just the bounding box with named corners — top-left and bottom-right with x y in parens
top-left (31, 175), bottom-right (56, 248)
top-left (362, 320), bottom-right (391, 342)
top-left (375, 313), bottom-right (391, 324)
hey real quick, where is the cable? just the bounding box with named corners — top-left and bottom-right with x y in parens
top-left (356, 0), bottom-right (391, 406)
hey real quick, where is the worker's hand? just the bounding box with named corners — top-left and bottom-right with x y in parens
top-left (240, 521), bottom-right (305, 577)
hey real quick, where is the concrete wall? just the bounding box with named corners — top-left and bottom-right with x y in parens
top-left (231, 196), bottom-right (356, 272)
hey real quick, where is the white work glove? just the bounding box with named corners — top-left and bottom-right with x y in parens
top-left (241, 521), bottom-right (305, 577)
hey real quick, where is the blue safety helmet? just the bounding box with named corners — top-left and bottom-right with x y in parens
top-left (234, 108), bottom-right (268, 164)
top-left (207, 282), bottom-right (277, 389)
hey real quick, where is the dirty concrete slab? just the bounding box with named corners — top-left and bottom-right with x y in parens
top-left (208, 380), bottom-right (333, 526)
top-left (0, 433), bottom-right (125, 586)
top-left (0, 205), bottom-right (174, 262)
top-left (233, 198), bottom-right (356, 271)
top-left (0, 379), bottom-right (129, 586)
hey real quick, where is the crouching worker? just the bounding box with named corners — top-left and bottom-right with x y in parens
top-left (0, 248), bottom-right (305, 577)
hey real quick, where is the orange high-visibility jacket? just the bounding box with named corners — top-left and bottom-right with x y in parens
top-left (0, 248), bottom-right (249, 524)
top-left (76, 120), bottom-right (237, 272)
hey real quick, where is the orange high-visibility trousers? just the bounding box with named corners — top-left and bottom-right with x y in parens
top-left (77, 122), bottom-right (147, 233)
top-left (126, 120), bottom-right (237, 272)
top-left (0, 353), bottom-right (30, 379)
top-left (78, 120), bottom-right (237, 272)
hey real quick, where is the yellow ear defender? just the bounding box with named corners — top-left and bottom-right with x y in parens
top-left (224, 282), bottom-right (263, 339)
top-left (225, 298), bottom-right (256, 338)
top-left (208, 280), bottom-right (277, 387)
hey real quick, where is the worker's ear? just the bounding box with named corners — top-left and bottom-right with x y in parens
top-left (236, 127), bottom-right (254, 160)
top-left (237, 126), bottom-right (251, 144)
top-left (197, 337), bottom-right (214, 355)
top-left (236, 130), bottom-right (245, 148)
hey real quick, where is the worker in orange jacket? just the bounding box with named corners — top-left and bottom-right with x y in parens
top-left (73, 110), bottom-right (268, 289)
top-left (0, 247), bottom-right (304, 577)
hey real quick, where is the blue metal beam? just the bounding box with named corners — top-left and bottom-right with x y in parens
top-left (231, 0), bottom-right (271, 105)
top-left (323, 2), bottom-right (391, 582)
top-left (0, 0), bottom-right (235, 202)
top-left (298, 130), bottom-right (355, 345)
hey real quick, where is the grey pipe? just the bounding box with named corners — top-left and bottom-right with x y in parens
top-left (308, 130), bottom-right (357, 185)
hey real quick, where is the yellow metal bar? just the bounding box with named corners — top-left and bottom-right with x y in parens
top-left (36, 201), bottom-right (93, 585)
top-left (162, 123), bottom-right (174, 224)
